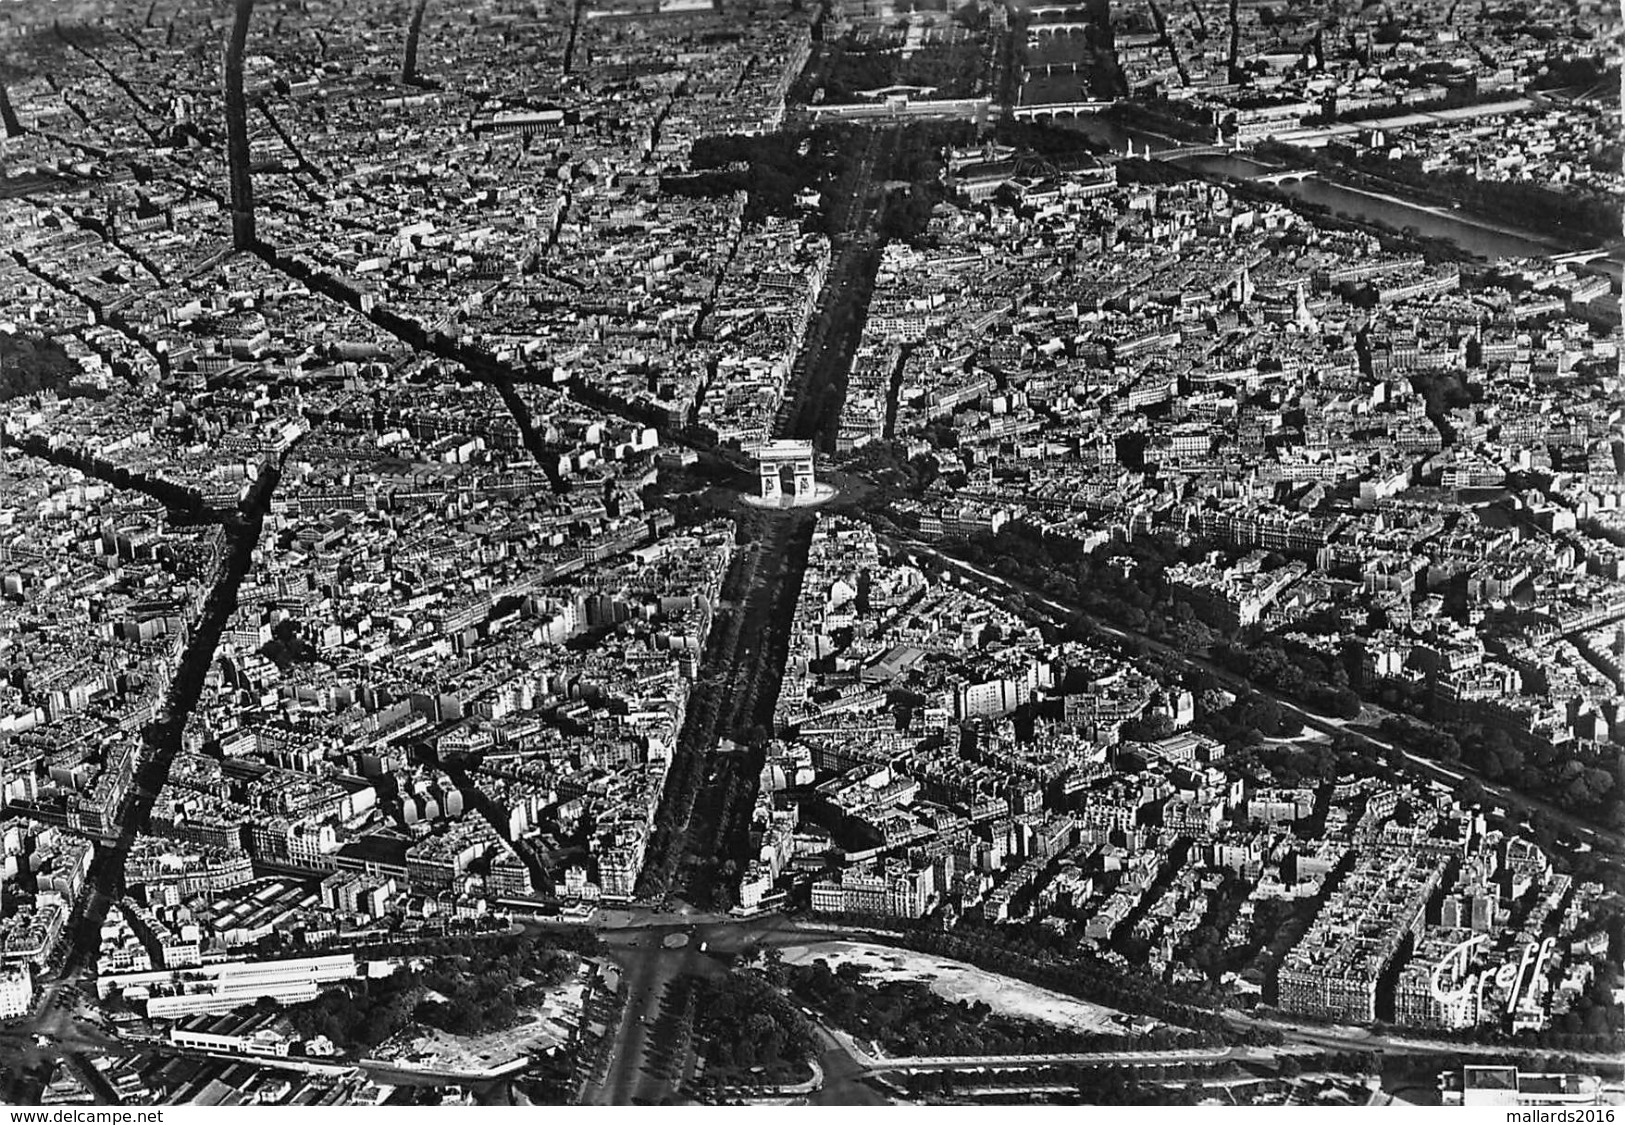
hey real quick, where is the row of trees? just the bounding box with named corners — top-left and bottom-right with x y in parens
top-left (635, 521), bottom-right (756, 903)
top-left (638, 517), bottom-right (814, 908)
top-left (897, 1063), bottom-right (1210, 1103)
top-left (1388, 1047), bottom-right (1624, 1083)
top-left (5, 429), bottom-right (213, 519)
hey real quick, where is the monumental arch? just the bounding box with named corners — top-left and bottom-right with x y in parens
top-left (752, 439), bottom-right (815, 503)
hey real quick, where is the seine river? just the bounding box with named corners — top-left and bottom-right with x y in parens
top-left (1055, 116), bottom-right (1621, 280)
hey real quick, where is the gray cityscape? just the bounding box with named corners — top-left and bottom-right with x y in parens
top-left (0, 0), bottom-right (1621, 1108)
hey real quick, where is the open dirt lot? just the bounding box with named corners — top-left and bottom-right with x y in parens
top-left (779, 940), bottom-right (1141, 1035)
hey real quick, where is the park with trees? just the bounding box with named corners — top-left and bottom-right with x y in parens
top-left (689, 969), bottom-right (817, 1084)
top-left (277, 933), bottom-right (591, 1054)
top-left (662, 128), bottom-right (855, 232)
top-left (0, 332), bottom-right (90, 402)
top-left (953, 525), bottom-right (1360, 720)
top-left (1379, 715), bottom-right (1622, 829)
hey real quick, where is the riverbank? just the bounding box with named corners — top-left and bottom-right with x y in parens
top-left (1266, 97), bottom-right (1536, 146)
top-left (1247, 139), bottom-right (1619, 262)
top-left (1172, 151), bottom-right (1608, 269)
top-left (1210, 158), bottom-right (1580, 255)
top-left (1317, 179), bottom-right (1573, 255)
top-left (1050, 112), bottom-right (1617, 271)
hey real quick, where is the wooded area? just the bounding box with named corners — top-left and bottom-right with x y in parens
top-left (278, 934), bottom-right (589, 1052)
top-left (0, 332), bottom-right (90, 401)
